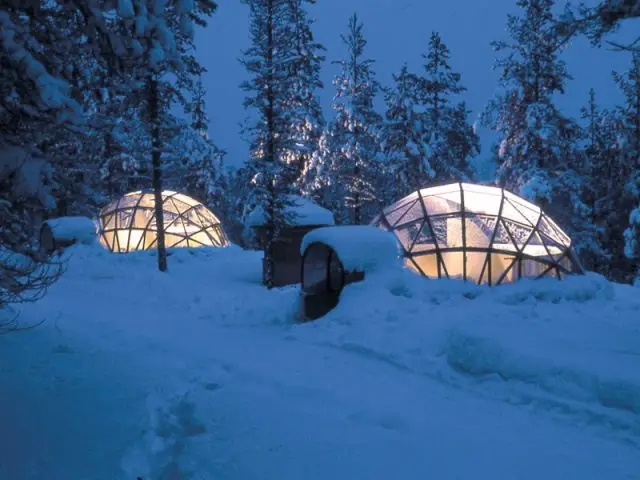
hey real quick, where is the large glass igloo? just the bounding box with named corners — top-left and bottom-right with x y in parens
top-left (372, 183), bottom-right (583, 285)
top-left (98, 190), bottom-right (228, 252)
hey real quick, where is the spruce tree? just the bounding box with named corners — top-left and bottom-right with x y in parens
top-left (483, 0), bottom-right (594, 253)
top-left (240, 0), bottom-right (300, 287)
top-left (419, 32), bottom-right (478, 184)
top-left (382, 65), bottom-right (432, 199)
top-left (578, 89), bottom-right (630, 279)
top-left (285, 0), bottom-right (326, 188)
top-left (327, 13), bottom-right (383, 225)
top-left (616, 53), bottom-right (640, 283)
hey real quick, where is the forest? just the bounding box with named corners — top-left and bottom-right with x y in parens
top-left (1, 0), bottom-right (639, 306)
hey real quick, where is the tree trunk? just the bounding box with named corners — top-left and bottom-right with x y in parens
top-left (149, 74), bottom-right (168, 272)
top-left (264, 0), bottom-right (276, 288)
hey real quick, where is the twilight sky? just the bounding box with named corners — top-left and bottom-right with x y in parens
top-left (195, 0), bottom-right (637, 174)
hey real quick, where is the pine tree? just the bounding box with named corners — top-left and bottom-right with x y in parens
top-left (326, 13), bottom-right (383, 225)
top-left (191, 73), bottom-right (209, 137)
top-left (559, 0), bottom-right (640, 51)
top-left (240, 0), bottom-right (301, 287)
top-left (382, 65), bottom-right (432, 199)
top-left (284, 0), bottom-right (326, 189)
top-left (578, 89), bottom-right (630, 279)
top-left (482, 0), bottom-right (594, 253)
top-left (419, 32), bottom-right (478, 184)
top-left (616, 53), bottom-right (640, 283)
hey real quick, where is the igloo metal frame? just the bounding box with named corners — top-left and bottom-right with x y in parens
top-left (98, 190), bottom-right (228, 252)
top-left (372, 183), bottom-right (584, 285)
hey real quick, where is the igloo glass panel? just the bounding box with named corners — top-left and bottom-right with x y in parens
top-left (466, 252), bottom-right (488, 284)
top-left (164, 233), bottom-right (186, 248)
top-left (116, 209), bottom-right (135, 229)
top-left (132, 209), bottom-right (151, 229)
top-left (539, 215), bottom-right (571, 247)
top-left (422, 191), bottom-right (462, 216)
top-left (521, 259), bottom-right (549, 278)
top-left (138, 194), bottom-right (156, 209)
top-left (384, 198), bottom-right (418, 226)
top-left (540, 234), bottom-right (565, 261)
top-left (395, 201), bottom-right (425, 227)
top-left (491, 253), bottom-right (516, 285)
top-left (503, 220), bottom-right (534, 250)
top-left (521, 232), bottom-right (553, 260)
top-left (101, 231), bottom-right (114, 250)
top-left (429, 216), bottom-right (461, 248)
top-left (440, 252), bottom-right (464, 280)
top-left (411, 223), bottom-right (437, 253)
top-left (501, 199), bottom-right (531, 226)
top-left (163, 199), bottom-right (183, 215)
top-left (128, 229), bottom-right (145, 250)
top-left (407, 254), bottom-right (439, 278)
top-left (103, 213), bottom-right (116, 230)
top-left (446, 217), bottom-right (464, 248)
top-left (465, 216), bottom-right (496, 248)
top-left (170, 196), bottom-right (193, 213)
top-left (504, 191), bottom-right (541, 226)
top-left (419, 184), bottom-right (461, 197)
top-left (394, 221), bottom-right (422, 250)
top-left (461, 190), bottom-right (502, 216)
top-left (117, 194), bottom-right (141, 210)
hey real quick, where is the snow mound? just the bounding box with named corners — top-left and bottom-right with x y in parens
top-left (245, 195), bottom-right (335, 227)
top-left (46, 216), bottom-right (97, 243)
top-left (301, 225), bottom-right (402, 273)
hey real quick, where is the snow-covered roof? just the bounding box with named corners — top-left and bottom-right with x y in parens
top-left (301, 226), bottom-right (401, 273)
top-left (246, 195), bottom-right (335, 228)
top-left (46, 216), bottom-right (97, 243)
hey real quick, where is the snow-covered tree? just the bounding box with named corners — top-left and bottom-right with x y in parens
top-left (418, 32), bottom-right (478, 184)
top-left (382, 65), bottom-right (431, 198)
top-left (284, 0), bottom-right (326, 189)
top-left (190, 73), bottom-right (209, 137)
top-left (240, 0), bottom-right (303, 287)
top-left (0, 0), bottom-right (216, 307)
top-left (483, 0), bottom-right (594, 253)
top-left (322, 13), bottom-right (384, 225)
top-left (577, 88), bottom-right (632, 280)
top-left (615, 53), bottom-right (640, 283)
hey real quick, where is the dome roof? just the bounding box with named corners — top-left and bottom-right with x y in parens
top-left (372, 183), bottom-right (583, 285)
top-left (98, 190), bottom-right (228, 252)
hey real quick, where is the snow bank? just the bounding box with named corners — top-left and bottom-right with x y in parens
top-left (245, 195), bottom-right (335, 227)
top-left (301, 226), bottom-right (402, 273)
top-left (46, 216), bottom-right (97, 244)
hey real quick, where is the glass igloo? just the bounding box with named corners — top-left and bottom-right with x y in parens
top-left (98, 190), bottom-right (228, 252)
top-left (372, 183), bottom-right (583, 285)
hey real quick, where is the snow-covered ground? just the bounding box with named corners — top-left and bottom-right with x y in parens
top-left (1, 244), bottom-right (639, 479)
